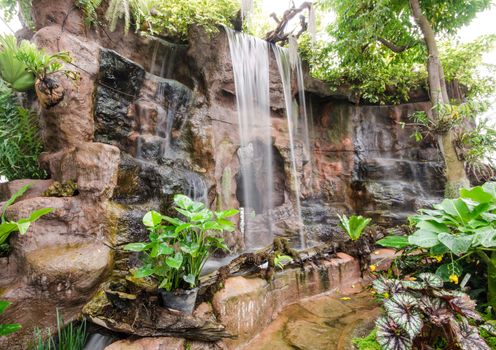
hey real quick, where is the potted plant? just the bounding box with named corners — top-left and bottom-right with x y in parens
top-left (124, 194), bottom-right (238, 314)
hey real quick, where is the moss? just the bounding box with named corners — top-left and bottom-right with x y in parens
top-left (481, 328), bottom-right (496, 349)
top-left (352, 328), bottom-right (381, 350)
top-left (42, 180), bottom-right (78, 197)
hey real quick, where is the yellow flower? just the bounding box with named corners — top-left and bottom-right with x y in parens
top-left (369, 264), bottom-right (377, 272)
top-left (449, 274), bottom-right (459, 284)
top-left (383, 292), bottom-right (390, 299)
top-left (433, 255), bottom-right (443, 262)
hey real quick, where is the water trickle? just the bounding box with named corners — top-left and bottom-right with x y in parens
top-left (225, 27), bottom-right (274, 250)
top-left (272, 44), bottom-right (306, 247)
top-left (83, 333), bottom-right (115, 350)
top-left (184, 170), bottom-right (208, 205)
top-left (149, 39), bottom-right (180, 79)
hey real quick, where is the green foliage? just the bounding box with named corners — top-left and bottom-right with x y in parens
top-left (0, 300), bottom-right (21, 337)
top-left (303, 0), bottom-right (494, 104)
top-left (0, 35), bottom-right (36, 92)
top-left (274, 254), bottom-right (293, 270)
top-left (457, 119), bottom-right (496, 176)
top-left (91, 0), bottom-right (238, 39)
top-left (338, 214), bottom-right (371, 241)
top-left (0, 0), bottom-right (34, 28)
top-left (352, 328), bottom-right (381, 350)
top-left (124, 194), bottom-right (238, 291)
top-left (379, 182), bottom-right (496, 307)
top-left (373, 273), bottom-right (489, 350)
top-left (0, 184), bottom-right (52, 245)
top-left (15, 44), bottom-right (74, 81)
top-left (0, 81), bottom-right (46, 180)
top-left (33, 309), bottom-right (87, 350)
top-left (75, 0), bottom-right (102, 26)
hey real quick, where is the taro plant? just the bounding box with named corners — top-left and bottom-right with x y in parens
top-left (338, 214), bottom-right (371, 241)
top-left (378, 182), bottom-right (496, 308)
top-left (0, 184), bottom-right (52, 246)
top-left (373, 273), bottom-right (489, 350)
top-left (124, 194), bottom-right (238, 291)
top-left (0, 300), bottom-right (21, 337)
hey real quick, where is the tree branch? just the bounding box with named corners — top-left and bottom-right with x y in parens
top-left (265, 1), bottom-right (312, 43)
top-left (377, 37), bottom-right (412, 53)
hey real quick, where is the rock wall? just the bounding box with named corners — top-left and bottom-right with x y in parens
top-left (0, 0), bottom-right (445, 347)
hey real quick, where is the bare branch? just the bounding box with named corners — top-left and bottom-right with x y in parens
top-left (265, 1), bottom-right (312, 43)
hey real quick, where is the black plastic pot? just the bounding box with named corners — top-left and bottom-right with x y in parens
top-left (158, 287), bottom-right (199, 314)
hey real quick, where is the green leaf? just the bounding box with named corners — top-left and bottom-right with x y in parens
top-left (150, 242), bottom-right (174, 257)
top-left (472, 227), bottom-right (496, 248)
top-left (376, 235), bottom-right (410, 249)
top-left (436, 262), bottom-right (463, 282)
top-left (134, 265), bottom-right (154, 278)
top-left (166, 253), bottom-right (183, 270)
top-left (461, 186), bottom-right (495, 204)
top-left (124, 242), bottom-right (149, 252)
top-left (437, 232), bottom-right (472, 255)
top-left (416, 220), bottom-right (449, 233)
top-left (183, 273), bottom-right (196, 288)
top-left (0, 323), bottom-right (22, 336)
top-left (143, 211), bottom-right (162, 227)
top-left (175, 223), bottom-right (191, 234)
top-left (17, 208), bottom-right (52, 225)
top-left (437, 199), bottom-right (471, 225)
top-left (429, 243), bottom-right (450, 256)
top-left (173, 194), bottom-right (194, 210)
top-left (1, 183), bottom-right (30, 219)
top-left (408, 229), bottom-right (439, 248)
top-left (0, 300), bottom-right (11, 314)
top-left (338, 214), bottom-right (371, 241)
top-left (0, 223), bottom-right (17, 245)
top-left (215, 209), bottom-right (239, 219)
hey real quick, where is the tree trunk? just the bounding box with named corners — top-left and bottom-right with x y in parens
top-left (409, 0), bottom-right (470, 197)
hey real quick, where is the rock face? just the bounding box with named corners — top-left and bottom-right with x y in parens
top-left (0, 0), bottom-right (445, 348)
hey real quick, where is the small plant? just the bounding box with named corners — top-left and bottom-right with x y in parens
top-left (32, 309), bottom-right (87, 350)
top-left (0, 82), bottom-right (46, 180)
top-left (274, 254), bottom-right (293, 270)
top-left (0, 184), bottom-right (52, 246)
top-left (373, 273), bottom-right (489, 350)
top-left (124, 194), bottom-right (238, 292)
top-left (0, 35), bottom-right (36, 92)
top-left (338, 214), bottom-right (371, 241)
top-left (0, 300), bottom-right (21, 337)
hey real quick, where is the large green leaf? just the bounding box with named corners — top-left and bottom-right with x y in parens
top-left (150, 242), bottom-right (174, 257)
top-left (0, 223), bottom-right (17, 245)
top-left (377, 235), bottom-right (411, 249)
top-left (408, 229), bottom-right (439, 248)
top-left (143, 211), bottom-right (162, 228)
top-left (0, 323), bottom-right (22, 336)
top-left (0, 36), bottom-right (35, 92)
top-left (472, 227), bottom-right (496, 248)
top-left (461, 186), bottom-right (495, 204)
top-left (437, 199), bottom-right (471, 225)
top-left (437, 232), bottom-right (472, 255)
top-left (0, 300), bottom-right (11, 314)
top-left (215, 209), bottom-right (239, 219)
top-left (416, 220), bottom-right (449, 233)
top-left (17, 208), bottom-right (53, 225)
top-left (183, 273), bottom-right (196, 288)
top-left (134, 265), bottom-right (154, 278)
top-left (174, 194), bottom-right (194, 210)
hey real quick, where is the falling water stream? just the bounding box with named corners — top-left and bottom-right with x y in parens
top-left (225, 28), bottom-right (274, 250)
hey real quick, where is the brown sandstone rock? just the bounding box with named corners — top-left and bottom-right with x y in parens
top-left (105, 337), bottom-right (185, 350)
top-left (0, 179), bottom-right (54, 201)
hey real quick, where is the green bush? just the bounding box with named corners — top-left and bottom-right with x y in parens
top-left (0, 81), bottom-right (46, 180)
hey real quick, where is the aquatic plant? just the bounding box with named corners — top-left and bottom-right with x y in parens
top-left (373, 273), bottom-right (489, 350)
top-left (0, 300), bottom-right (21, 337)
top-left (124, 194), bottom-right (238, 291)
top-left (338, 214), bottom-right (371, 241)
top-left (0, 82), bottom-right (46, 180)
top-left (33, 309), bottom-right (87, 350)
top-left (379, 182), bottom-right (496, 309)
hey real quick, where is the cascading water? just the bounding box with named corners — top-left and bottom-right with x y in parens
top-left (225, 28), bottom-right (274, 250)
top-left (149, 39), bottom-right (180, 79)
top-left (272, 45), bottom-right (310, 247)
top-left (83, 334), bottom-right (115, 350)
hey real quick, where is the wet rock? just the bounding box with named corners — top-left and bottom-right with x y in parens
top-left (95, 49), bottom-right (146, 146)
top-left (106, 337), bottom-right (185, 350)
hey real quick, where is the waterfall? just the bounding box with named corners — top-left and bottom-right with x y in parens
top-left (273, 44), bottom-right (311, 248)
top-left (83, 334), bottom-right (115, 350)
top-left (225, 28), bottom-right (274, 250)
top-left (149, 39), bottom-right (179, 79)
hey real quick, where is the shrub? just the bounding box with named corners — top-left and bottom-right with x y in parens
top-left (0, 82), bottom-right (46, 180)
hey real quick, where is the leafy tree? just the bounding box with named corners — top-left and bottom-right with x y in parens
top-left (316, 0), bottom-right (493, 196)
